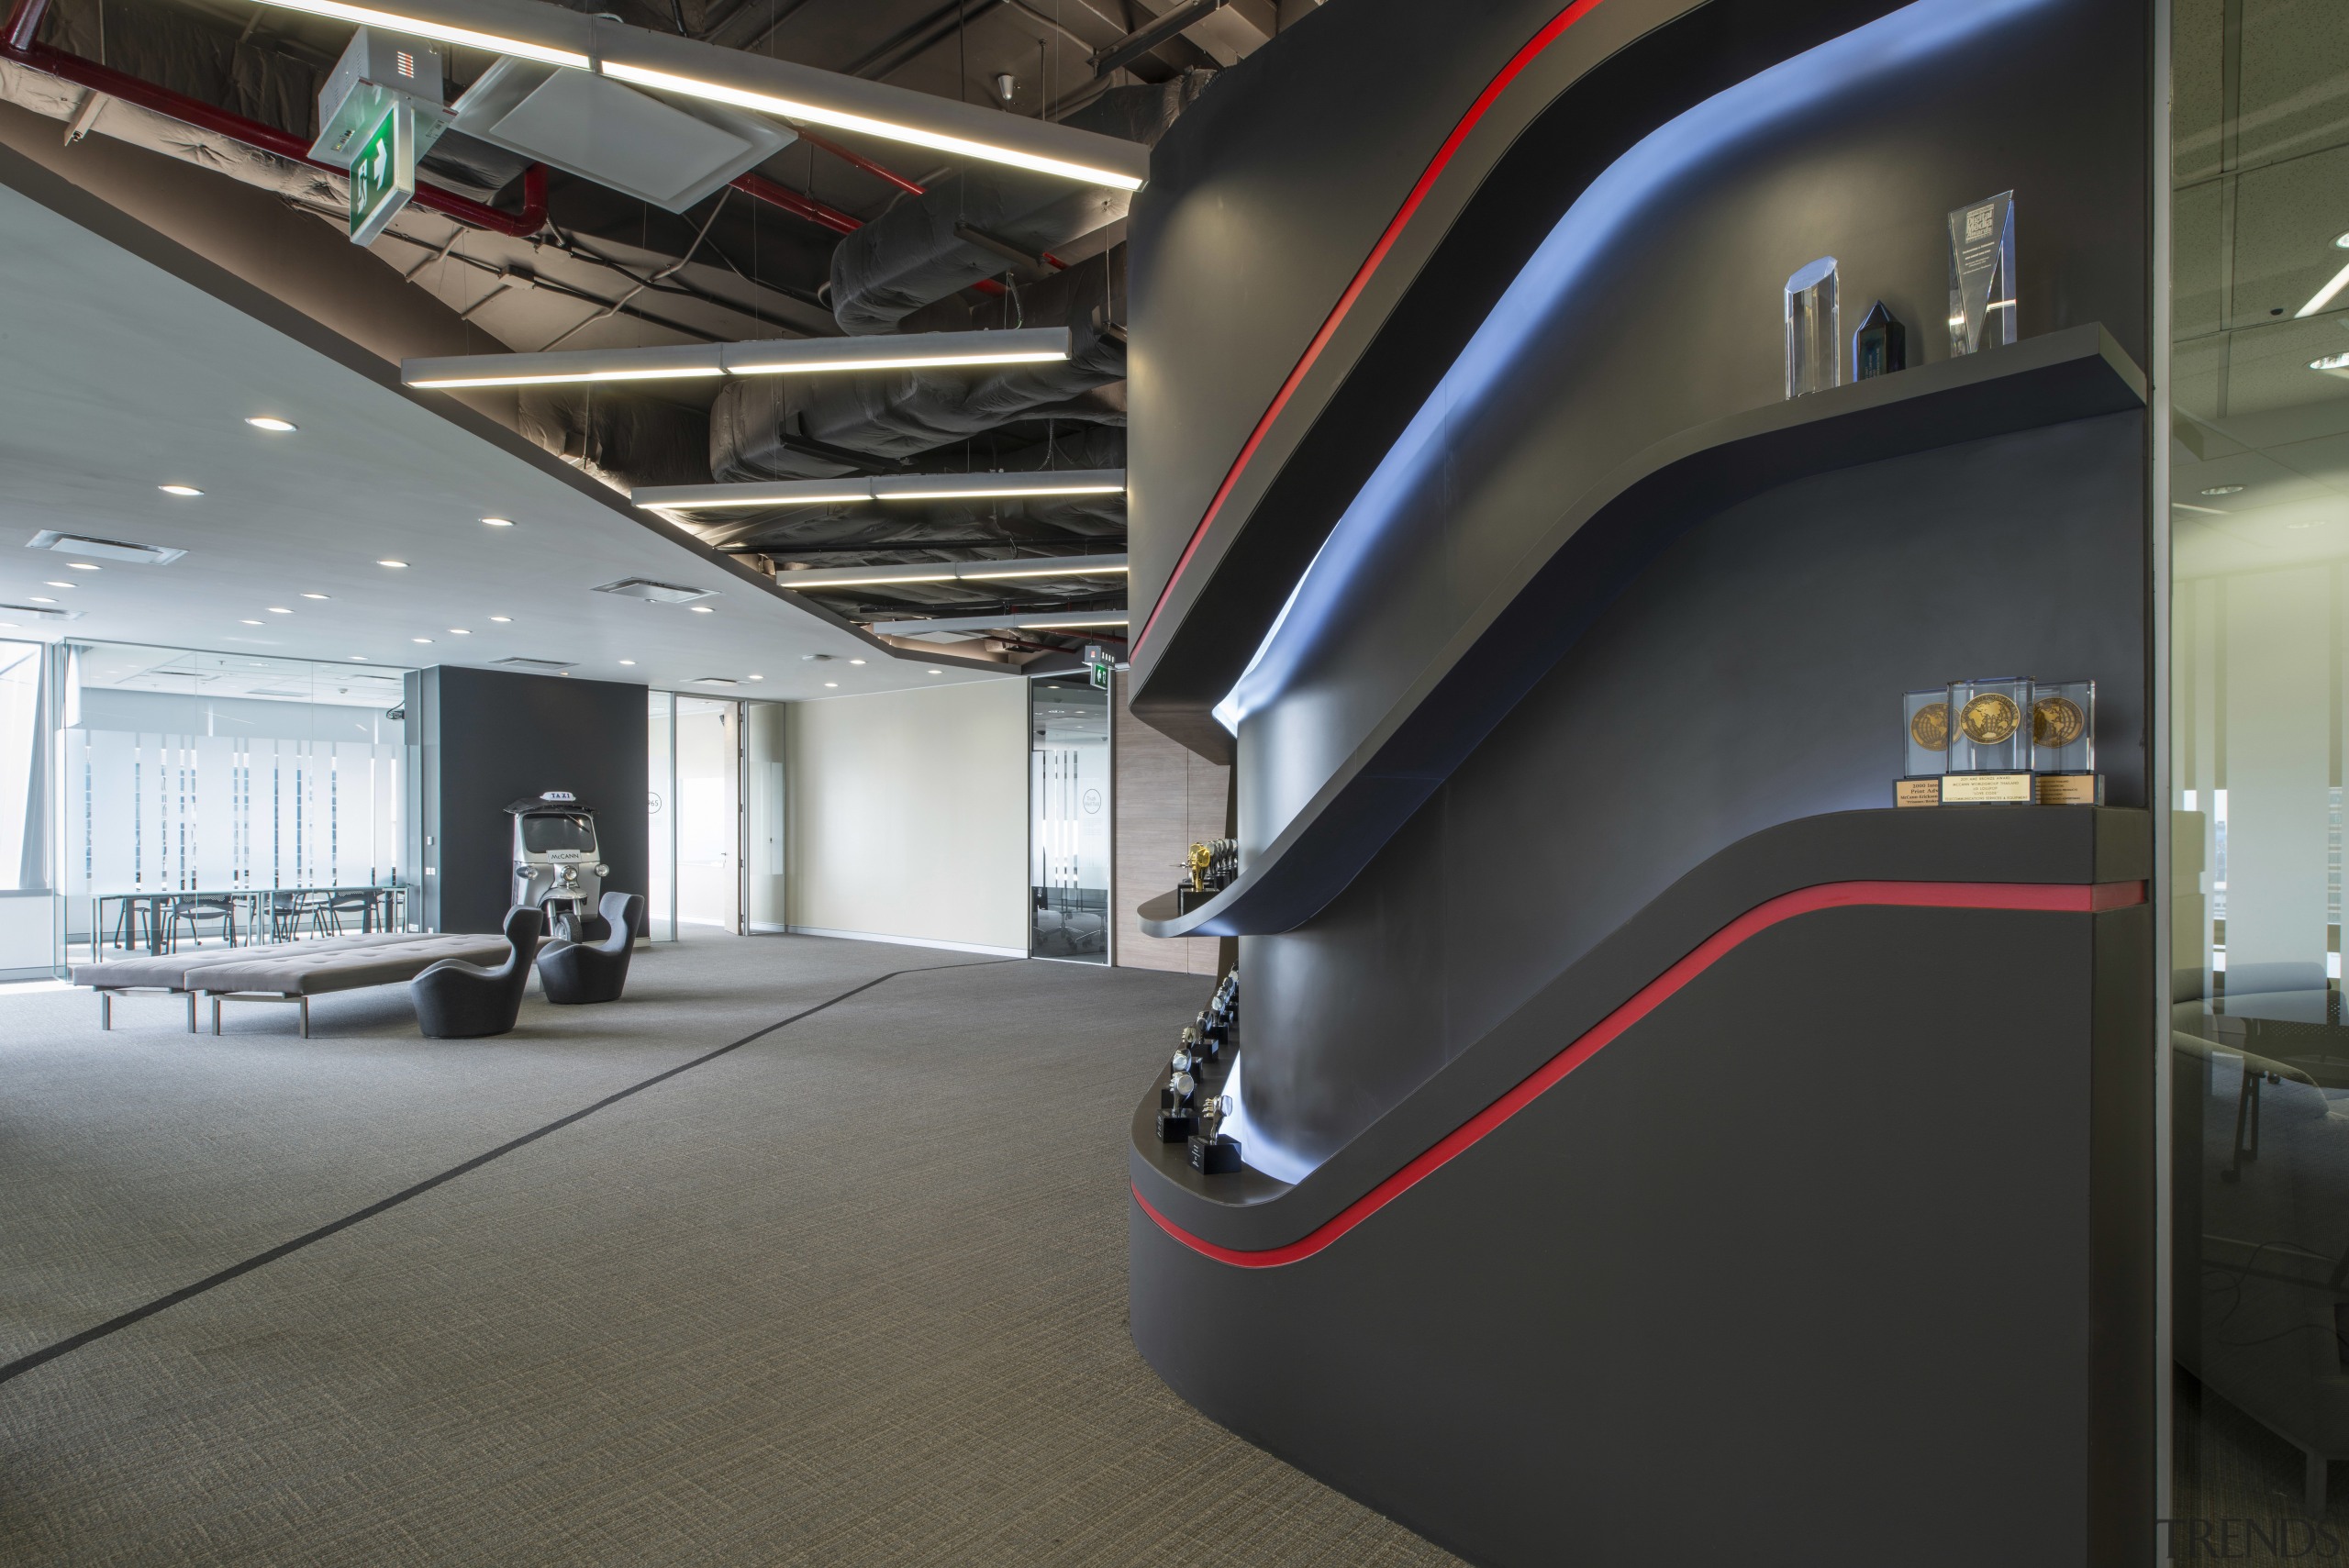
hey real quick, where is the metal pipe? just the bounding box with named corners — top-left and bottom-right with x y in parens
top-left (1, 0), bottom-right (548, 237)
top-left (729, 170), bottom-right (862, 237)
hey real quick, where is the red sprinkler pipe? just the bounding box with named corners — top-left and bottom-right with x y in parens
top-left (729, 170), bottom-right (862, 236)
top-left (2, 0), bottom-right (547, 237)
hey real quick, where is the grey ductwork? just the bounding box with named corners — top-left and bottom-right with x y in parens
top-left (709, 248), bottom-right (1127, 482)
top-left (825, 73), bottom-right (1210, 336)
top-left (690, 425), bottom-right (1129, 557)
top-left (518, 389), bottom-right (711, 492)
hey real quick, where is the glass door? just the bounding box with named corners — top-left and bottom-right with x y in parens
top-left (675, 696), bottom-right (740, 934)
top-left (2168, 0), bottom-right (2349, 1528)
top-left (1030, 673), bottom-right (1110, 962)
top-left (743, 701), bottom-right (786, 934)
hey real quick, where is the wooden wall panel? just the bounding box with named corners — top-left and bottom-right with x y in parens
top-left (1112, 673), bottom-right (1227, 974)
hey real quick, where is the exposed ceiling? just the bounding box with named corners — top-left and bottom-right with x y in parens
top-left (0, 160), bottom-right (1007, 702)
top-left (0, 0), bottom-right (1311, 648)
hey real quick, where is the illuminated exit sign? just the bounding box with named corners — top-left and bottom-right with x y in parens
top-left (348, 102), bottom-right (414, 246)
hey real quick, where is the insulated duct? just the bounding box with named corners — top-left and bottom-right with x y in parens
top-left (708, 248), bottom-right (1128, 482)
top-left (518, 388), bottom-right (711, 492)
top-left (825, 73), bottom-right (1209, 336)
top-left (686, 424), bottom-right (1130, 558)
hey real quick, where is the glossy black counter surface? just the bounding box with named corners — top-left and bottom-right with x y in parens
top-left (1130, 804), bottom-right (2149, 1253)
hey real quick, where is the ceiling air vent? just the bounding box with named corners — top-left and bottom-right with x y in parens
top-left (494, 656), bottom-right (578, 673)
top-left (451, 61), bottom-right (794, 213)
top-left (27, 529), bottom-right (185, 565)
top-left (695, 677), bottom-right (739, 685)
top-left (0, 602), bottom-right (83, 620)
top-left (593, 578), bottom-right (715, 605)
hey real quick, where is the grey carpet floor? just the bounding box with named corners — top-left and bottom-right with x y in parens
top-left (0, 933), bottom-right (1460, 1566)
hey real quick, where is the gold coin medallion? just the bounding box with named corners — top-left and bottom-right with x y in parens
top-left (1959, 691), bottom-right (2021, 745)
top-left (1908, 701), bottom-right (1950, 751)
top-left (2032, 695), bottom-right (2085, 749)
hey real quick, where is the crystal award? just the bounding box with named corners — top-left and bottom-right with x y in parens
top-left (1785, 256), bottom-right (1841, 398)
top-left (1897, 688), bottom-right (1949, 807)
top-left (1947, 192), bottom-right (2016, 356)
top-left (2031, 679), bottom-right (2099, 805)
top-left (1854, 301), bottom-right (1907, 381)
top-left (1943, 676), bottom-right (2034, 803)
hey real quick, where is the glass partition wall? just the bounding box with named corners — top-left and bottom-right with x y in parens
top-left (1030, 673), bottom-right (1110, 963)
top-left (2168, 0), bottom-right (2349, 1529)
top-left (54, 642), bottom-right (412, 962)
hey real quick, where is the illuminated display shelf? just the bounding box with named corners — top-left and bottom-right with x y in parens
top-left (1136, 323), bottom-right (2147, 942)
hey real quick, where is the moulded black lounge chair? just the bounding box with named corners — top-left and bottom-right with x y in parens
top-left (536, 892), bottom-right (642, 1006)
top-left (411, 906), bottom-right (541, 1039)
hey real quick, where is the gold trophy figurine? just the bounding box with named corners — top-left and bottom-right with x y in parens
top-left (1187, 841), bottom-right (1213, 894)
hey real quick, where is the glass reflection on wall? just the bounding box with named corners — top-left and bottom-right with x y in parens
top-left (1030, 674), bottom-right (1109, 962)
top-left (56, 643), bottom-right (411, 958)
top-left (2170, 0), bottom-right (2349, 1525)
top-left (675, 695), bottom-right (739, 932)
top-left (646, 689), bottom-right (675, 942)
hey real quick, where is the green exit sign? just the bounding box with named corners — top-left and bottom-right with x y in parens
top-left (348, 101), bottom-right (414, 246)
top-left (1089, 660), bottom-right (1110, 690)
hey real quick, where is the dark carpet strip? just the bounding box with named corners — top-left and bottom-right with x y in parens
top-left (0, 958), bottom-right (1013, 1388)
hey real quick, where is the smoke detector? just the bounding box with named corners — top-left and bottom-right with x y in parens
top-left (594, 578), bottom-right (716, 605)
top-left (27, 529), bottom-right (185, 565)
top-left (452, 59), bottom-right (795, 213)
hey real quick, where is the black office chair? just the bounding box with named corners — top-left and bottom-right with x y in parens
top-left (411, 906), bottom-right (541, 1039)
top-left (165, 896), bottom-right (237, 952)
top-left (536, 892), bottom-right (642, 1006)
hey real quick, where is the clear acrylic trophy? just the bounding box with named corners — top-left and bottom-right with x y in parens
top-left (1943, 676), bottom-right (2034, 803)
top-left (1898, 688), bottom-right (1949, 807)
top-left (1786, 256), bottom-right (1841, 397)
top-left (2031, 679), bottom-right (2099, 804)
top-left (1947, 192), bottom-right (2016, 356)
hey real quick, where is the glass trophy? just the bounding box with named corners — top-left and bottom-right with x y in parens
top-left (2031, 679), bottom-right (2099, 805)
top-left (1897, 688), bottom-right (1949, 807)
top-left (1785, 256), bottom-right (1841, 398)
top-left (1854, 301), bottom-right (1907, 381)
top-left (1947, 192), bottom-right (2016, 356)
top-left (1943, 676), bottom-right (2034, 802)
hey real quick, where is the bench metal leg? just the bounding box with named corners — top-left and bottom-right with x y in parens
top-left (185, 993), bottom-right (197, 1033)
top-left (299, 996), bottom-right (310, 1040)
top-left (99, 991), bottom-right (111, 1029)
top-left (211, 995), bottom-right (221, 1036)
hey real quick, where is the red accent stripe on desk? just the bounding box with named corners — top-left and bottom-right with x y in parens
top-left (1131, 0), bottom-right (1611, 658)
top-left (1135, 877), bottom-right (2147, 1269)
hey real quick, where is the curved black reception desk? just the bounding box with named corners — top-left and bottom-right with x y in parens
top-left (1121, 0), bottom-right (2155, 1560)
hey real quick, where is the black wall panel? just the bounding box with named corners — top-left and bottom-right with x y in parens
top-left (406, 666), bottom-right (647, 935)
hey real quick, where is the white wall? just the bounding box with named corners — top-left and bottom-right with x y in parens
top-left (786, 677), bottom-right (1027, 955)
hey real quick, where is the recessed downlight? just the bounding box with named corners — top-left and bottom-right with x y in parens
top-left (449, 628), bottom-right (472, 635)
top-left (481, 517), bottom-right (515, 528)
top-left (849, 659), bottom-right (866, 665)
top-left (159, 484), bottom-right (203, 497)
top-left (28, 597), bottom-right (55, 605)
top-left (413, 638), bottom-right (433, 644)
top-left (618, 660), bottom-right (636, 666)
top-left (44, 582), bottom-right (72, 589)
top-left (2201, 484), bottom-right (2245, 496)
top-left (927, 669), bottom-right (942, 675)
top-left (747, 674), bottom-right (763, 681)
top-left (823, 682), bottom-right (838, 688)
top-left (350, 655), bottom-right (368, 661)
top-left (65, 562), bottom-right (100, 572)
top-left (267, 607), bottom-right (293, 614)
top-left (379, 560), bottom-right (408, 568)
top-left (490, 616), bottom-right (511, 622)
top-left (303, 593), bottom-right (330, 600)
top-left (689, 605), bottom-right (714, 614)
top-left (245, 417), bottom-right (296, 432)
top-left (239, 618), bottom-right (261, 625)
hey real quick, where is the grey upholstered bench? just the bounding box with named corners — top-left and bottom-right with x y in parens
top-left (72, 933), bottom-right (443, 1030)
top-left (195, 934), bottom-right (519, 1037)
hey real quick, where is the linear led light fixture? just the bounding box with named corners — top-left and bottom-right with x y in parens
top-left (632, 467), bottom-right (1124, 512)
top-left (244, 0), bottom-right (589, 67)
top-left (406, 328), bottom-right (1069, 390)
top-left (769, 553), bottom-right (1130, 590)
top-left (245, 2), bottom-right (1150, 190)
top-left (868, 609), bottom-right (1128, 636)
